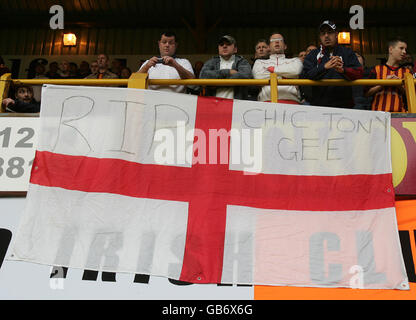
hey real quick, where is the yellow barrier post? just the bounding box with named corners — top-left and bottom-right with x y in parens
top-left (270, 73), bottom-right (278, 103)
top-left (404, 73), bottom-right (416, 113)
top-left (128, 72), bottom-right (149, 89)
top-left (0, 73), bottom-right (11, 113)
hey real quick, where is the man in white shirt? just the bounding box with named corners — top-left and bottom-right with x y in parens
top-left (252, 32), bottom-right (303, 104)
top-left (200, 35), bottom-right (252, 100)
top-left (139, 31), bottom-right (195, 93)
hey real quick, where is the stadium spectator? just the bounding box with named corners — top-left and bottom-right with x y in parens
top-left (402, 62), bottom-right (416, 78)
top-left (120, 67), bottom-right (132, 79)
top-left (402, 53), bottom-right (414, 68)
top-left (401, 53), bottom-right (415, 76)
top-left (2, 84), bottom-right (40, 113)
top-left (367, 37), bottom-right (410, 112)
top-left (27, 58), bottom-right (48, 79)
top-left (252, 32), bottom-right (303, 104)
top-left (90, 61), bottom-right (99, 75)
top-left (139, 31), bottom-right (194, 93)
top-left (305, 44), bottom-right (317, 55)
top-left (78, 61), bottom-right (91, 78)
top-left (32, 62), bottom-right (48, 102)
top-left (193, 61), bottom-right (204, 79)
top-left (185, 61), bottom-right (204, 95)
top-left (301, 20), bottom-right (363, 108)
top-left (58, 60), bottom-right (71, 78)
top-left (254, 39), bottom-right (270, 60)
top-left (69, 62), bottom-right (80, 78)
top-left (352, 51), bottom-right (372, 110)
top-left (45, 62), bottom-right (61, 79)
top-left (110, 59), bottom-right (123, 77)
top-left (248, 39), bottom-right (270, 101)
top-left (33, 63), bottom-right (47, 79)
top-left (85, 54), bottom-right (119, 79)
top-left (200, 35), bottom-right (252, 100)
top-left (300, 45), bottom-right (318, 105)
top-left (0, 56), bottom-right (10, 76)
top-left (298, 51), bottom-right (307, 63)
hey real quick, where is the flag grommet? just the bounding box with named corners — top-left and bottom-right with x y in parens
top-left (401, 282), bottom-right (409, 289)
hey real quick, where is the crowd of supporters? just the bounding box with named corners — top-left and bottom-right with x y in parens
top-left (25, 56), bottom-right (134, 80)
top-left (1, 19), bottom-right (416, 114)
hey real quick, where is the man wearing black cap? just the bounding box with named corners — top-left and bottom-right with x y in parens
top-left (200, 35), bottom-right (252, 100)
top-left (301, 20), bottom-right (363, 108)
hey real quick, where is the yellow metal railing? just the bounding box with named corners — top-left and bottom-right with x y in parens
top-left (1, 72), bottom-right (416, 112)
top-left (0, 73), bottom-right (11, 113)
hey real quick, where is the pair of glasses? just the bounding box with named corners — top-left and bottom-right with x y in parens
top-left (270, 38), bottom-right (284, 42)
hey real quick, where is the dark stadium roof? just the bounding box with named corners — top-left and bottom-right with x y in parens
top-left (0, 0), bottom-right (415, 55)
top-left (1, 0), bottom-right (415, 28)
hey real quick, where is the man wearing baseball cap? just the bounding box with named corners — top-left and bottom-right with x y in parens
top-left (200, 35), bottom-right (252, 100)
top-left (301, 20), bottom-right (363, 108)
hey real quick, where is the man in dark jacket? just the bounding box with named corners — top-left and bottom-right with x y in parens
top-left (200, 35), bottom-right (252, 100)
top-left (301, 21), bottom-right (363, 108)
top-left (2, 84), bottom-right (40, 113)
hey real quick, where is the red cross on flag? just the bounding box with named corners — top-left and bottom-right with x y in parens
top-left (10, 85), bottom-right (409, 289)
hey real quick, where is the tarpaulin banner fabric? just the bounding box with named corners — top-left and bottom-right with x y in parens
top-left (255, 199), bottom-right (416, 299)
top-left (9, 85), bottom-right (409, 289)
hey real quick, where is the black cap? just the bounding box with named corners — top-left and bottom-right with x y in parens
top-left (218, 35), bottom-right (237, 45)
top-left (319, 20), bottom-right (337, 31)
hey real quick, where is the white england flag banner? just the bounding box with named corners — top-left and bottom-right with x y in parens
top-left (9, 85), bottom-right (409, 289)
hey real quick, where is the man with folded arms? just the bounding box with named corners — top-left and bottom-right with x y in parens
top-left (252, 32), bottom-right (303, 104)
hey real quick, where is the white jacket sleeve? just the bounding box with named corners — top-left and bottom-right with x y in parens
top-left (275, 58), bottom-right (303, 79)
top-left (252, 60), bottom-right (273, 80)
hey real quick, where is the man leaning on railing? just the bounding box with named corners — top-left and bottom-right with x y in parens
top-left (252, 32), bottom-right (303, 104)
top-left (301, 20), bottom-right (363, 108)
top-left (366, 37), bottom-right (410, 113)
top-left (200, 35), bottom-right (252, 100)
